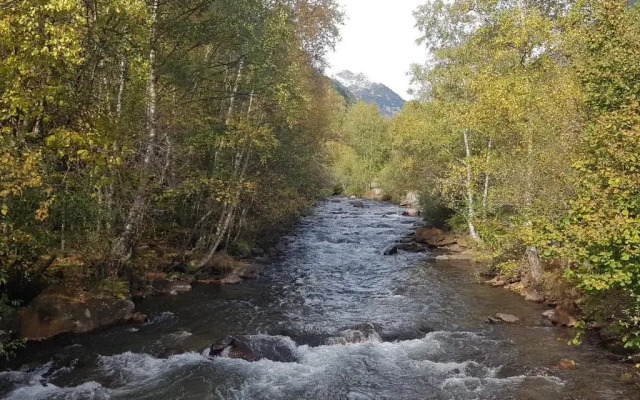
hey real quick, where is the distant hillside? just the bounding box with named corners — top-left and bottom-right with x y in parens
top-left (331, 70), bottom-right (405, 116)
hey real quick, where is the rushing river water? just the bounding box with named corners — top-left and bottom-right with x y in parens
top-left (1, 199), bottom-right (638, 399)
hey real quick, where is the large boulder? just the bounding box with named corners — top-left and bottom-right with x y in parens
top-left (19, 287), bottom-right (135, 340)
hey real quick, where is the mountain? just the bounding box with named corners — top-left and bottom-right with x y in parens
top-left (331, 70), bottom-right (405, 116)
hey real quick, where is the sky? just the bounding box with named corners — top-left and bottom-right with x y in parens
top-left (326, 0), bottom-right (429, 99)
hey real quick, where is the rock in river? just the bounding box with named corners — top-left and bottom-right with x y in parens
top-left (542, 298), bottom-right (578, 327)
top-left (19, 286), bottom-right (135, 340)
top-left (524, 291), bottom-right (545, 303)
top-left (221, 273), bottom-right (242, 284)
top-left (152, 278), bottom-right (192, 296)
top-left (383, 245), bottom-right (398, 255)
top-left (487, 313), bottom-right (520, 324)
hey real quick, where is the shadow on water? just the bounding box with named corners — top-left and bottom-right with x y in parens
top-left (0, 199), bottom-right (638, 399)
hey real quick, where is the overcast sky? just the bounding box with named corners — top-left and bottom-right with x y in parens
top-left (326, 0), bottom-right (428, 99)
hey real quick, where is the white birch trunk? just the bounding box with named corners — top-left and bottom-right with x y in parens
top-left (463, 129), bottom-right (481, 242)
top-left (116, 55), bottom-right (127, 117)
top-left (482, 138), bottom-right (493, 219)
top-left (111, 0), bottom-right (160, 264)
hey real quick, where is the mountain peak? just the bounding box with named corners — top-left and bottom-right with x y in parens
top-left (331, 70), bottom-right (405, 116)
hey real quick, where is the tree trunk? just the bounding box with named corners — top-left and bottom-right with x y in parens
top-left (463, 129), bottom-right (481, 242)
top-left (214, 60), bottom-right (243, 168)
top-left (116, 55), bottom-right (127, 117)
top-left (196, 70), bottom-right (249, 267)
top-left (110, 0), bottom-right (159, 264)
top-left (482, 138), bottom-right (493, 220)
top-left (523, 133), bottom-right (543, 288)
top-left (526, 245), bottom-right (544, 290)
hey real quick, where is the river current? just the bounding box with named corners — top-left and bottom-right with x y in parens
top-left (0, 199), bottom-right (636, 399)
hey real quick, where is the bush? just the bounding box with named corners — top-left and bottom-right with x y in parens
top-left (420, 193), bottom-right (454, 228)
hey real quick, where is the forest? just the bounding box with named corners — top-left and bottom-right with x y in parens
top-left (0, 0), bottom-right (343, 355)
top-left (1, 0), bottom-right (640, 363)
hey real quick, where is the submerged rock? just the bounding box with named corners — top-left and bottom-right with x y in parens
top-left (353, 201), bottom-right (366, 208)
top-left (19, 287), bottom-right (135, 340)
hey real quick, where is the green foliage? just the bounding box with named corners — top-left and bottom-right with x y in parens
top-left (420, 194), bottom-right (454, 228)
top-left (327, 101), bottom-right (391, 194)
top-left (0, 294), bottom-right (24, 360)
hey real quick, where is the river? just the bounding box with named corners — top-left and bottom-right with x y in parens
top-left (0, 199), bottom-right (636, 399)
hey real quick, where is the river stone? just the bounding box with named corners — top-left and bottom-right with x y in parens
top-left (487, 276), bottom-right (507, 286)
top-left (129, 312), bottom-right (147, 325)
top-left (19, 286), bottom-right (135, 340)
top-left (235, 265), bottom-right (264, 279)
top-left (221, 273), bottom-right (242, 284)
top-left (493, 313), bottom-right (519, 323)
top-left (401, 208), bottom-right (420, 217)
top-left (524, 291), bottom-right (545, 303)
top-left (209, 335), bottom-right (297, 363)
top-left (326, 323), bottom-right (380, 345)
top-left (152, 278), bottom-right (192, 296)
top-left (556, 358), bottom-right (576, 370)
top-left (353, 201), bottom-right (365, 208)
top-left (542, 299), bottom-right (578, 327)
top-left (383, 245), bottom-right (398, 255)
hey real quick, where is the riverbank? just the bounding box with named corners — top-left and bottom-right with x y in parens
top-left (402, 223), bottom-right (640, 368)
